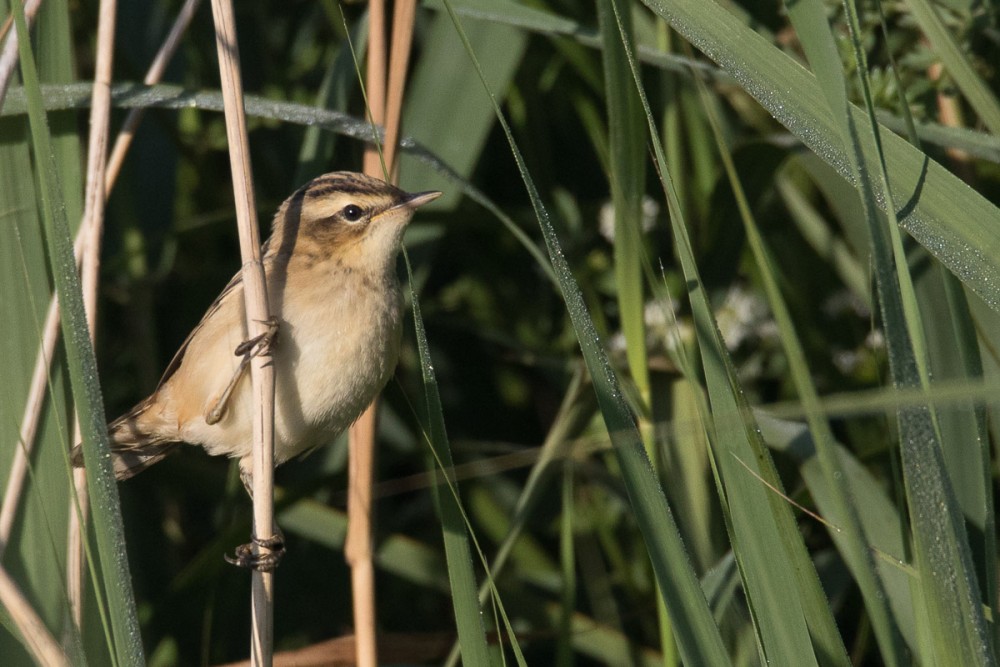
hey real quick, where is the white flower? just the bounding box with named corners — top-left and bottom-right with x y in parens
top-left (598, 196), bottom-right (661, 242)
top-left (716, 284), bottom-right (771, 351)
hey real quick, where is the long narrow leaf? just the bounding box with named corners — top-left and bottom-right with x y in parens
top-left (610, 4), bottom-right (850, 664)
top-left (787, 0), bottom-right (992, 662)
top-left (9, 2), bottom-right (143, 663)
top-left (639, 0), bottom-right (1000, 314)
top-left (438, 2), bottom-right (731, 664)
top-left (406, 257), bottom-right (493, 666)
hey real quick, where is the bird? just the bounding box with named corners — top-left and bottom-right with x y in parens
top-left (72, 171), bottom-right (440, 566)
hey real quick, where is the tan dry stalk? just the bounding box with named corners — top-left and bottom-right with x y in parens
top-left (346, 3), bottom-right (389, 665)
top-left (361, 0), bottom-right (387, 177)
top-left (0, 0), bottom-right (43, 108)
top-left (0, 564), bottom-right (70, 667)
top-left (347, 2), bottom-right (419, 665)
top-left (0, 0), bottom-right (198, 571)
top-left (382, 0), bottom-right (419, 175)
top-left (346, 408), bottom-right (378, 667)
top-left (208, 1), bottom-right (277, 665)
top-left (105, 0), bottom-right (202, 195)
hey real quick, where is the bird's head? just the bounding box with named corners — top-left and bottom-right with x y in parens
top-left (270, 171), bottom-right (440, 271)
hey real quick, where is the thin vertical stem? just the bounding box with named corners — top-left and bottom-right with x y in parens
top-left (65, 0), bottom-right (117, 630)
top-left (208, 1), bottom-right (277, 665)
top-left (347, 4), bottom-right (420, 666)
top-left (346, 411), bottom-right (378, 667)
top-left (104, 0), bottom-right (201, 196)
top-left (346, 6), bottom-right (387, 664)
top-left (382, 0), bottom-right (418, 175)
top-left (361, 0), bottom-right (386, 176)
top-left (0, 0), bottom-right (199, 571)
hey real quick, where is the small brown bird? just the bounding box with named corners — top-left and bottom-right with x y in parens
top-left (73, 172), bottom-right (440, 496)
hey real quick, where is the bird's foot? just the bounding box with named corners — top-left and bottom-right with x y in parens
top-left (234, 316), bottom-right (279, 359)
top-left (225, 530), bottom-right (285, 572)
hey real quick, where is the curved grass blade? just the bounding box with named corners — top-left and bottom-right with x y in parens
top-left (2, 82), bottom-right (559, 288)
top-left (787, 0), bottom-right (993, 662)
top-left (8, 2), bottom-right (143, 664)
top-left (639, 0), bottom-right (1000, 314)
top-left (405, 255), bottom-right (493, 666)
top-left (691, 39), bottom-right (906, 661)
top-left (610, 3), bottom-right (850, 663)
top-left (438, 1), bottom-right (731, 664)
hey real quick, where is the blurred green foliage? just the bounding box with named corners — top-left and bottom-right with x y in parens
top-left (3, 0), bottom-right (1000, 664)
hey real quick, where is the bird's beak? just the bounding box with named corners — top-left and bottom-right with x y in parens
top-left (396, 190), bottom-right (442, 210)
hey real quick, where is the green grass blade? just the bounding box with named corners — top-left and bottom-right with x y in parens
top-left (786, 0), bottom-right (993, 661)
top-left (695, 58), bottom-right (906, 663)
top-left (437, 2), bottom-right (730, 664)
top-left (9, 2), bottom-right (143, 663)
top-left (0, 0), bottom-right (84, 661)
top-left (597, 0), bottom-right (649, 401)
top-left (759, 414), bottom-right (919, 651)
top-left (405, 257), bottom-right (493, 666)
top-left (639, 0), bottom-right (1000, 313)
top-left (915, 262), bottom-right (996, 614)
top-left (611, 6), bottom-right (851, 664)
top-left (0, 121), bottom-right (78, 664)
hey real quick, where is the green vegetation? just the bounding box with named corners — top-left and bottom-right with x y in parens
top-left (2, 0), bottom-right (999, 664)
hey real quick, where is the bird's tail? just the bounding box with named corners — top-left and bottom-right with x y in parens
top-left (71, 398), bottom-right (180, 481)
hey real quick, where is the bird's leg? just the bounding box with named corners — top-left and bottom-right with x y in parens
top-left (205, 317), bottom-right (279, 425)
top-left (226, 467), bottom-right (285, 571)
top-left (234, 316), bottom-right (279, 359)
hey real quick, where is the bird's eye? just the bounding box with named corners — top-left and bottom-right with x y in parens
top-left (342, 204), bottom-right (364, 222)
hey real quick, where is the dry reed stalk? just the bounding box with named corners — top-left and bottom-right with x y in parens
top-left (0, 564), bottom-right (70, 666)
top-left (347, 3), bottom-right (388, 665)
top-left (346, 3), bottom-right (390, 665)
top-left (0, 0), bottom-right (198, 568)
top-left (346, 409), bottom-right (378, 667)
top-left (0, 0), bottom-right (42, 107)
top-left (104, 0), bottom-right (201, 194)
top-left (208, 1), bottom-right (277, 665)
top-left (382, 0), bottom-right (419, 174)
top-left (361, 0), bottom-right (387, 176)
top-left (346, 2), bottom-right (419, 665)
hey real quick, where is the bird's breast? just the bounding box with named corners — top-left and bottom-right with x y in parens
top-left (270, 267), bottom-right (403, 461)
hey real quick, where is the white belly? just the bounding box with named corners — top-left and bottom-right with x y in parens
top-left (171, 268), bottom-right (402, 469)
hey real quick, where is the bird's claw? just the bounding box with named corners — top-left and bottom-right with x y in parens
top-left (234, 316), bottom-right (279, 359)
top-left (225, 532), bottom-right (285, 572)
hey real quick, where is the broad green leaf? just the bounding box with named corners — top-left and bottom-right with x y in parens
top-left (398, 8), bottom-right (528, 209)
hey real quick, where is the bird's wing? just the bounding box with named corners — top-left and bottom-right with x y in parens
top-left (155, 269), bottom-right (245, 391)
top-left (156, 237), bottom-right (281, 391)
